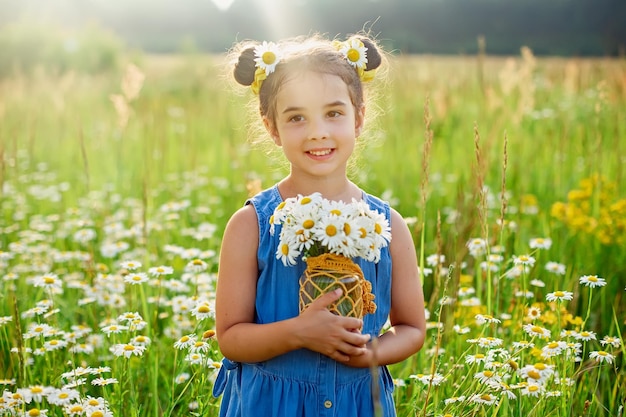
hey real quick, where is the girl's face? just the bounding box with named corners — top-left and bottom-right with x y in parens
top-left (265, 70), bottom-right (365, 181)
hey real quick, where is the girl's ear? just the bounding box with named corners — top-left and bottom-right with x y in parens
top-left (263, 117), bottom-right (281, 146)
top-left (355, 105), bottom-right (366, 137)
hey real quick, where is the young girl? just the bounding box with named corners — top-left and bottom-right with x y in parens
top-left (213, 34), bottom-right (426, 417)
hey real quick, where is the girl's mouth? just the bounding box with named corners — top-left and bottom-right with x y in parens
top-left (307, 149), bottom-right (333, 156)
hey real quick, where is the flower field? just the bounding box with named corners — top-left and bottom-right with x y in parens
top-left (0, 51), bottom-right (624, 416)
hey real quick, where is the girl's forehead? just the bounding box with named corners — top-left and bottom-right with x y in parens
top-left (276, 71), bottom-right (351, 106)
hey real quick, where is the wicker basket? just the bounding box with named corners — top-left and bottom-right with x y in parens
top-left (298, 253), bottom-right (376, 318)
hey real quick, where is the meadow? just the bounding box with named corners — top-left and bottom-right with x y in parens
top-left (0, 49), bottom-right (625, 416)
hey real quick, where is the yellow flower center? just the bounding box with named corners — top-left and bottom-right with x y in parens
top-left (303, 219), bottom-right (315, 229)
top-left (300, 197), bottom-right (312, 205)
top-left (528, 385), bottom-right (539, 392)
top-left (359, 227), bottom-right (367, 238)
top-left (91, 411), bottom-right (105, 417)
top-left (548, 342), bottom-right (559, 349)
top-left (598, 351), bottom-right (608, 356)
top-left (44, 277), bottom-right (55, 284)
top-left (588, 276), bottom-right (598, 282)
top-left (554, 291), bottom-right (564, 297)
top-left (135, 336), bottom-right (146, 343)
top-left (281, 244), bottom-right (290, 256)
top-left (534, 363), bottom-right (547, 370)
top-left (374, 223), bottom-right (382, 234)
top-left (527, 370), bottom-right (541, 380)
top-left (28, 409), bottom-right (41, 417)
top-left (325, 225), bottom-right (337, 237)
top-left (198, 305), bottom-right (210, 313)
top-left (347, 48), bottom-right (360, 63)
top-left (31, 387), bottom-right (43, 393)
top-left (483, 371), bottom-right (494, 377)
top-left (180, 336), bottom-right (189, 343)
top-left (59, 393), bottom-right (69, 399)
top-left (123, 345), bottom-right (135, 351)
top-left (475, 354), bottom-right (485, 359)
top-left (203, 330), bottom-right (216, 339)
top-left (343, 223), bottom-right (351, 235)
top-left (262, 51), bottom-right (276, 65)
top-left (70, 405), bottom-right (84, 412)
top-left (330, 209), bottom-right (342, 216)
top-left (480, 394), bottom-right (492, 401)
top-left (531, 326), bottom-right (544, 333)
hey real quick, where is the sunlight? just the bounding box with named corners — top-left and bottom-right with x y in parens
top-left (251, 0), bottom-right (313, 40)
top-left (211, 0), bottom-right (235, 11)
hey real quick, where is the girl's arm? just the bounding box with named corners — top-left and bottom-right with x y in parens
top-left (215, 204), bottom-right (371, 363)
top-left (346, 208), bottom-right (426, 368)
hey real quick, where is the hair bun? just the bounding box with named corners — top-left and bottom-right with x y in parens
top-left (358, 37), bottom-right (382, 72)
top-left (233, 47), bottom-right (257, 86)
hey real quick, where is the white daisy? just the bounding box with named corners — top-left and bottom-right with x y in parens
top-left (545, 261), bottom-right (566, 275)
top-left (529, 237), bottom-right (552, 249)
top-left (546, 290), bottom-right (573, 302)
top-left (579, 274), bottom-right (606, 288)
top-left (589, 350), bottom-right (614, 364)
top-left (254, 41), bottom-right (281, 75)
top-left (338, 38), bottom-right (368, 69)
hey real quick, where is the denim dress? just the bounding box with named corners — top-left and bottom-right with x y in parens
top-left (213, 185), bottom-right (396, 417)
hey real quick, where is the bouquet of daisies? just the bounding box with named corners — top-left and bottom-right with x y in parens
top-left (270, 192), bottom-right (392, 266)
top-left (270, 192), bottom-right (391, 317)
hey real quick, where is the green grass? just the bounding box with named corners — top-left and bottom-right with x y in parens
top-left (0, 51), bottom-right (624, 416)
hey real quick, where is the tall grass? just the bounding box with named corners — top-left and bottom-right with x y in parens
top-left (0, 50), bottom-right (624, 416)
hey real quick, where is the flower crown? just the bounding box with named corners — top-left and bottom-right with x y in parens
top-left (250, 37), bottom-right (378, 95)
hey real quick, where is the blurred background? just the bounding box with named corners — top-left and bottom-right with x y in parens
top-left (1, 0), bottom-right (625, 72)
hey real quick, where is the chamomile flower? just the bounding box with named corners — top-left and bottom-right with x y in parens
top-left (467, 238), bottom-right (487, 257)
top-left (523, 324), bottom-right (551, 339)
top-left (91, 378), bottom-right (118, 386)
top-left (526, 306), bottom-right (542, 321)
top-left (600, 336), bottom-right (621, 348)
top-left (589, 350), bottom-right (615, 364)
top-left (276, 241), bottom-right (299, 266)
top-left (119, 260), bottom-right (142, 271)
top-left (32, 272), bottom-right (63, 291)
top-left (470, 393), bottom-right (498, 405)
top-left (575, 330), bottom-right (597, 341)
top-left (174, 334), bottom-right (197, 350)
top-left (529, 237), bottom-right (552, 249)
top-left (475, 314), bottom-right (501, 325)
top-left (123, 272), bottom-right (149, 285)
top-left (513, 254), bottom-right (536, 267)
top-left (465, 353), bottom-right (488, 365)
top-left (520, 382), bottom-right (544, 397)
top-left (110, 343), bottom-right (146, 358)
top-left (148, 265), bottom-right (174, 277)
top-left (546, 290), bottom-right (573, 302)
top-left (579, 274), bottom-right (606, 288)
top-left (175, 373), bottom-right (191, 384)
top-left (338, 38), bottom-right (368, 69)
top-left (474, 370), bottom-right (502, 385)
top-left (545, 261), bottom-right (566, 275)
top-left (254, 41), bottom-right (281, 75)
top-left (191, 300), bottom-right (214, 321)
top-left (518, 362), bottom-right (554, 384)
top-left (541, 341), bottom-right (567, 358)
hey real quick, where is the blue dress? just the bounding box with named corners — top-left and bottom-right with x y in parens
top-left (213, 185), bottom-right (396, 417)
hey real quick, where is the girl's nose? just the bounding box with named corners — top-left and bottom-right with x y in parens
top-left (307, 119), bottom-right (328, 140)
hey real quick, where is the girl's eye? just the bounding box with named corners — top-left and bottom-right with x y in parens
top-left (327, 111), bottom-right (342, 118)
top-left (289, 115), bottom-right (304, 123)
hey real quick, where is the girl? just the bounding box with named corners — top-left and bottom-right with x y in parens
top-left (213, 34), bottom-right (426, 417)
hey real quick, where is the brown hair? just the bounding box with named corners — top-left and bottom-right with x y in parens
top-left (232, 35), bottom-right (384, 129)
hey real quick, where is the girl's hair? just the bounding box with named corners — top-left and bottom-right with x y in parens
top-left (230, 34), bottom-right (385, 129)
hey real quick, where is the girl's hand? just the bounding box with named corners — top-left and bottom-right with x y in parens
top-left (295, 289), bottom-right (371, 363)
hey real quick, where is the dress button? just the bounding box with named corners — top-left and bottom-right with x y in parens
top-left (324, 400), bottom-right (332, 408)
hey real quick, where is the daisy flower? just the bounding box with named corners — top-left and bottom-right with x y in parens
top-left (575, 330), bottom-right (597, 341)
top-left (518, 362), bottom-right (554, 384)
top-left (526, 306), bottom-right (542, 321)
top-left (191, 301), bottom-right (214, 321)
top-left (470, 393), bottom-right (498, 405)
top-left (175, 373), bottom-right (191, 385)
top-left (579, 274), bottom-right (606, 288)
top-left (338, 37), bottom-right (368, 69)
top-left (254, 41), bottom-right (281, 75)
top-left (186, 258), bottom-right (208, 273)
top-left (119, 260), bottom-right (142, 271)
top-left (185, 352), bottom-right (205, 365)
top-left (110, 343), bottom-right (146, 358)
top-left (91, 378), bottom-right (118, 386)
top-left (589, 350), bottom-right (615, 364)
top-left (600, 335), bottom-right (621, 348)
top-left (475, 314), bottom-right (501, 325)
top-left (32, 272), bottom-right (64, 291)
top-left (467, 238), bottom-right (487, 257)
top-left (47, 388), bottom-right (80, 406)
top-left (529, 237), bottom-right (552, 249)
top-left (148, 265), bottom-right (174, 277)
top-left (465, 353), bottom-right (487, 365)
top-left (523, 324), bottom-right (551, 339)
top-left (474, 370), bottom-right (502, 385)
top-left (174, 334), bottom-right (197, 350)
top-left (444, 395), bottom-right (466, 405)
top-left (513, 254), bottom-right (536, 267)
top-left (546, 290), bottom-right (573, 302)
top-left (123, 272), bottom-right (149, 285)
top-left (541, 341), bottom-right (567, 358)
top-left (545, 261), bottom-right (566, 275)
top-left (520, 382), bottom-right (544, 397)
